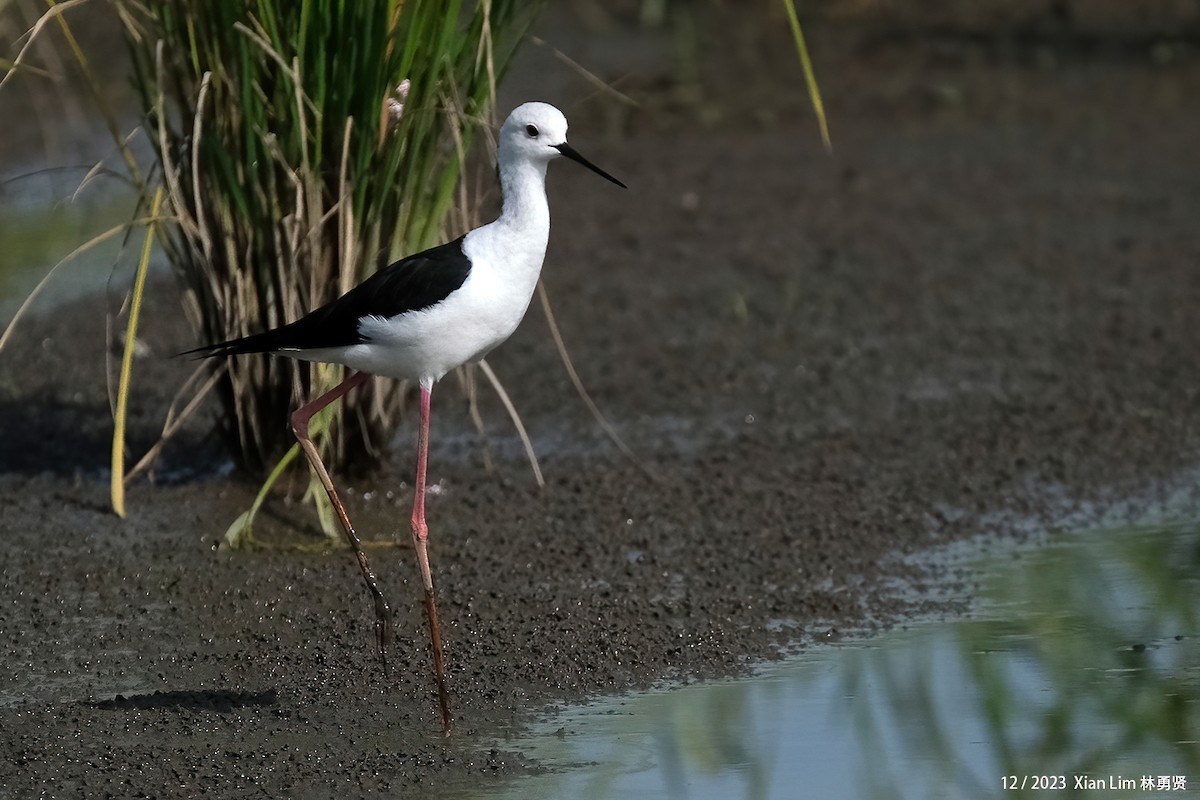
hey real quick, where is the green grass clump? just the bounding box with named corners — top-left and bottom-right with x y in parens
top-left (118, 0), bottom-right (543, 475)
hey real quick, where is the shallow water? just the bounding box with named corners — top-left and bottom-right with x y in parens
top-left (0, 173), bottom-right (138, 321)
top-left (474, 521), bottom-right (1200, 800)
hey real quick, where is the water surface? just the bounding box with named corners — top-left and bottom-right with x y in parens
top-left (0, 171), bottom-right (138, 320)
top-left (475, 521), bottom-right (1200, 800)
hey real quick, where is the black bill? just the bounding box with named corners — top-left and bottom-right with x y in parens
top-left (554, 142), bottom-right (627, 189)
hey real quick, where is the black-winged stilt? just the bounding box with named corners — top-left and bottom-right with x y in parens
top-left (187, 102), bottom-right (625, 734)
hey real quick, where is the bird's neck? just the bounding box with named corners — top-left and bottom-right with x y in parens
top-left (496, 156), bottom-right (550, 235)
top-left (462, 154), bottom-right (551, 297)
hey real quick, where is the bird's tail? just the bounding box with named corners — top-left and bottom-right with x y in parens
top-left (178, 299), bottom-right (351, 359)
top-left (176, 329), bottom-right (286, 360)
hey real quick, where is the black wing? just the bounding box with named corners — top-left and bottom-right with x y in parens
top-left (182, 236), bottom-right (471, 357)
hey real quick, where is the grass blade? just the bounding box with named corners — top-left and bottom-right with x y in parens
top-left (536, 281), bottom-right (656, 481)
top-left (0, 214), bottom-right (163, 354)
top-left (111, 184), bottom-right (164, 518)
top-left (477, 359), bottom-right (544, 488)
top-left (780, 0), bottom-right (831, 150)
top-left (224, 442), bottom-right (301, 548)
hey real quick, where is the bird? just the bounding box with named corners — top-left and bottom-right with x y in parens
top-left (186, 102), bottom-right (626, 735)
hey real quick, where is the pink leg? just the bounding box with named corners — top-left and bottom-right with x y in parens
top-left (290, 371), bottom-right (395, 677)
top-left (411, 379), bottom-right (452, 734)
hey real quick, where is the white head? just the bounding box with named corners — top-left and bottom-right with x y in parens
top-left (499, 102), bottom-right (626, 188)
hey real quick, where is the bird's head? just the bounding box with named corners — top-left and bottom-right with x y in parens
top-left (499, 102), bottom-right (626, 188)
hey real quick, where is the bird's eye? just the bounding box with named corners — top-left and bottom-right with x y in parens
top-left (525, 124), bottom-right (539, 138)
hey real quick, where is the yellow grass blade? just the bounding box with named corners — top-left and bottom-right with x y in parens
top-left (111, 185), bottom-right (164, 518)
top-left (780, 0), bottom-right (831, 151)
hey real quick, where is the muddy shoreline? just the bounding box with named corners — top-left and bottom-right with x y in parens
top-left (4, 9), bottom-right (1200, 797)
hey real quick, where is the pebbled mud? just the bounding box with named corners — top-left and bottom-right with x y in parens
top-left (2, 6), bottom-right (1200, 797)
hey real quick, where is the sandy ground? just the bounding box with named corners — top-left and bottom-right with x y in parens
top-left (2, 5), bottom-right (1200, 797)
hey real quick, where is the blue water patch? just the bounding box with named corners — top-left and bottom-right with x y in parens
top-left (474, 521), bottom-right (1200, 799)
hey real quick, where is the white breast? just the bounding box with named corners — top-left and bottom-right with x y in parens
top-left (318, 223), bottom-right (548, 383)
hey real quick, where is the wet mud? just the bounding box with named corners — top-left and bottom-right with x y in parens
top-left (2, 5), bottom-right (1200, 797)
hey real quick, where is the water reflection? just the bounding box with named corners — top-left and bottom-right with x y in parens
top-left (475, 521), bottom-right (1200, 800)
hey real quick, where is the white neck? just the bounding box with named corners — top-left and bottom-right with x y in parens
top-left (496, 154), bottom-right (551, 234)
top-left (459, 152), bottom-right (553, 305)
